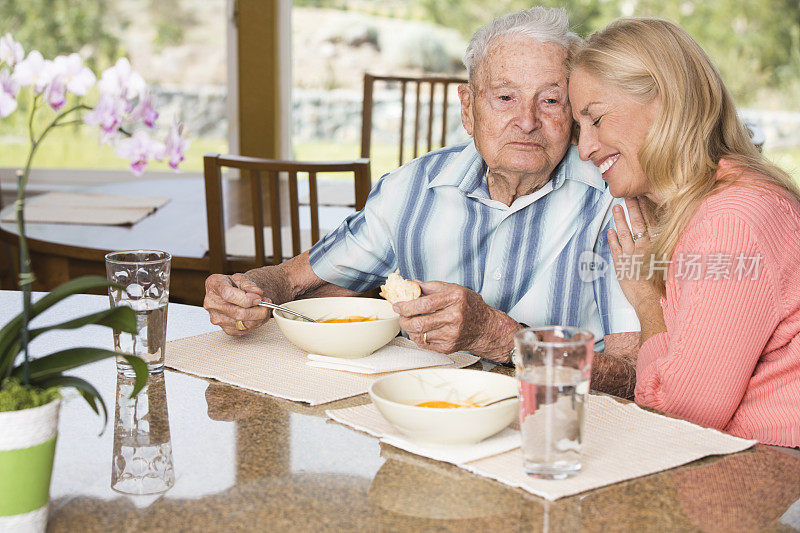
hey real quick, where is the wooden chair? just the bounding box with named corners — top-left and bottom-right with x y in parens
top-left (203, 154), bottom-right (371, 274)
top-left (360, 73), bottom-right (468, 172)
top-left (0, 176), bottom-right (18, 290)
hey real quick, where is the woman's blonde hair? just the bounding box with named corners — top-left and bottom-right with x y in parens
top-left (569, 18), bottom-right (800, 293)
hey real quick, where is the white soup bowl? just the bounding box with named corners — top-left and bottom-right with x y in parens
top-left (272, 297), bottom-right (400, 358)
top-left (369, 368), bottom-right (519, 445)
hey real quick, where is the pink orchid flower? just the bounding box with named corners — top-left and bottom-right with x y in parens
top-left (131, 91), bottom-right (159, 128)
top-left (114, 130), bottom-right (165, 176)
top-left (45, 54), bottom-right (97, 111)
top-left (98, 57), bottom-right (146, 102)
top-left (83, 94), bottom-right (128, 137)
top-left (52, 53), bottom-right (96, 96)
top-left (0, 68), bottom-right (18, 118)
top-left (162, 120), bottom-right (190, 170)
top-left (0, 34), bottom-right (24, 67)
top-left (45, 77), bottom-right (66, 110)
top-left (11, 50), bottom-right (54, 94)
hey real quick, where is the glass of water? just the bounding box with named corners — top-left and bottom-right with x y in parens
top-left (513, 326), bottom-right (594, 480)
top-left (105, 250), bottom-right (171, 375)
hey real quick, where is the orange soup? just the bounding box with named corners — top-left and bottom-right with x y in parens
top-left (415, 400), bottom-right (472, 409)
top-left (318, 315), bottom-right (380, 323)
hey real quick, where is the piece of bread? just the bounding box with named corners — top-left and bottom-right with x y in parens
top-left (379, 270), bottom-right (421, 304)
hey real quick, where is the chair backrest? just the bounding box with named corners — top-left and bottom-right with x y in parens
top-left (203, 154), bottom-right (371, 274)
top-left (360, 73), bottom-right (468, 174)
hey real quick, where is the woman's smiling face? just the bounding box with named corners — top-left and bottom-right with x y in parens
top-left (569, 67), bottom-right (661, 202)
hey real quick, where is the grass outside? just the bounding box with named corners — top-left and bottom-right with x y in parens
top-left (293, 141), bottom-right (406, 182)
top-left (765, 147), bottom-right (800, 182)
top-left (0, 127), bottom-right (227, 173)
top-left (1, 131), bottom-right (798, 188)
top-left (295, 141), bottom-right (800, 188)
top-left (0, 132), bottom-right (396, 181)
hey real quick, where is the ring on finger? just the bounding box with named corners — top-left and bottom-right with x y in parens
top-left (236, 320), bottom-right (246, 331)
top-left (423, 332), bottom-right (428, 344)
top-left (632, 231), bottom-right (648, 241)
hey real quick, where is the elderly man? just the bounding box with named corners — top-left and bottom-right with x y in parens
top-left (204, 7), bottom-right (640, 396)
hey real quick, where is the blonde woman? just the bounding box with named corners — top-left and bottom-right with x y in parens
top-left (569, 18), bottom-right (800, 446)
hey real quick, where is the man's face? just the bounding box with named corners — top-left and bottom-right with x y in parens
top-left (459, 36), bottom-right (572, 180)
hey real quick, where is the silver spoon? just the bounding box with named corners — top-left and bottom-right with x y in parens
top-left (258, 301), bottom-right (318, 323)
top-left (476, 395), bottom-right (518, 407)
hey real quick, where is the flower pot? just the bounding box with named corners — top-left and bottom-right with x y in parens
top-left (0, 399), bottom-right (61, 533)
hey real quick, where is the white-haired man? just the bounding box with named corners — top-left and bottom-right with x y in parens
top-left (204, 7), bottom-right (640, 396)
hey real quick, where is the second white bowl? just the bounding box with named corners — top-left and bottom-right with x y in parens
top-left (369, 368), bottom-right (519, 445)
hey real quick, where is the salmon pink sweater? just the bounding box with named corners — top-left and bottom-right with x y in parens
top-left (635, 162), bottom-right (800, 446)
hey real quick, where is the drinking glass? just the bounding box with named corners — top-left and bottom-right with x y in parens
top-left (105, 250), bottom-right (171, 375)
top-left (513, 326), bottom-right (594, 480)
top-left (111, 372), bottom-right (175, 495)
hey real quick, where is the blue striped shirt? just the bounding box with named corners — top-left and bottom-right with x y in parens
top-left (309, 141), bottom-right (639, 347)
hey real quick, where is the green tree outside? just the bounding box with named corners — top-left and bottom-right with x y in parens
top-left (0, 0), bottom-right (125, 71)
top-left (411, 0), bottom-right (800, 108)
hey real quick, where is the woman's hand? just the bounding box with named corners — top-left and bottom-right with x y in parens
top-left (609, 197), bottom-right (666, 343)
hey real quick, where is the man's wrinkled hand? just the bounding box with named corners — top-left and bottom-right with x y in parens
top-left (392, 280), bottom-right (517, 362)
top-left (203, 273), bottom-right (270, 336)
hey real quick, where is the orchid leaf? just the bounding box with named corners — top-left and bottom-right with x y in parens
top-left (116, 355), bottom-right (149, 398)
top-left (28, 306), bottom-right (137, 340)
top-left (0, 341), bottom-right (20, 381)
top-left (11, 348), bottom-right (148, 401)
top-left (29, 276), bottom-right (120, 316)
top-left (33, 374), bottom-right (109, 431)
top-left (0, 276), bottom-right (122, 374)
top-left (12, 347), bottom-right (126, 381)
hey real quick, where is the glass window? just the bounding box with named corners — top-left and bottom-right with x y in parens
top-left (291, 1), bottom-right (469, 182)
top-left (0, 0), bottom-right (229, 175)
top-left (290, 1), bottom-right (799, 185)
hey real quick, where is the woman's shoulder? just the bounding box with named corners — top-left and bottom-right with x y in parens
top-left (699, 166), bottom-right (800, 229)
top-left (676, 169), bottom-right (800, 266)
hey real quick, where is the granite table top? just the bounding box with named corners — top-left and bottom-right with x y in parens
top-left (4, 291), bottom-right (797, 532)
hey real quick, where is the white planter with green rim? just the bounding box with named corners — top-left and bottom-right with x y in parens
top-left (0, 399), bottom-right (61, 533)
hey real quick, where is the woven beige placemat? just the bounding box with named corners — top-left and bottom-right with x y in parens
top-left (1, 192), bottom-right (169, 225)
top-left (165, 321), bottom-right (478, 405)
top-left (327, 395), bottom-right (757, 500)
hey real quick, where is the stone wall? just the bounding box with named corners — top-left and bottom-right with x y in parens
top-left (154, 86), bottom-right (800, 150)
top-left (153, 85), bottom-right (229, 139)
top-left (740, 109), bottom-right (800, 149)
top-left (291, 87), bottom-right (469, 146)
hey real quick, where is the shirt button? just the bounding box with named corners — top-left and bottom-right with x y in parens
top-left (493, 269), bottom-right (502, 280)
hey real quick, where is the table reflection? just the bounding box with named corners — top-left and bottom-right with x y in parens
top-left (111, 372), bottom-right (175, 495)
top-left (42, 362), bottom-right (800, 532)
top-left (672, 450), bottom-right (800, 531)
top-left (203, 381), bottom-right (383, 480)
top-left (205, 381), bottom-right (291, 479)
top-left (367, 434), bottom-right (800, 532)
top-left (369, 445), bottom-right (520, 520)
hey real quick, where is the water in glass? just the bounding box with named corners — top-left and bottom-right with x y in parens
top-left (114, 297), bottom-right (168, 375)
top-left (519, 365), bottom-right (589, 479)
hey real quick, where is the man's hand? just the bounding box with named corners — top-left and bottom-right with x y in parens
top-left (392, 280), bottom-right (521, 362)
top-left (203, 252), bottom-right (351, 336)
top-left (203, 273), bottom-right (270, 336)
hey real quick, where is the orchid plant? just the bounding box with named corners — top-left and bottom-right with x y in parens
top-left (0, 33), bottom-right (190, 420)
